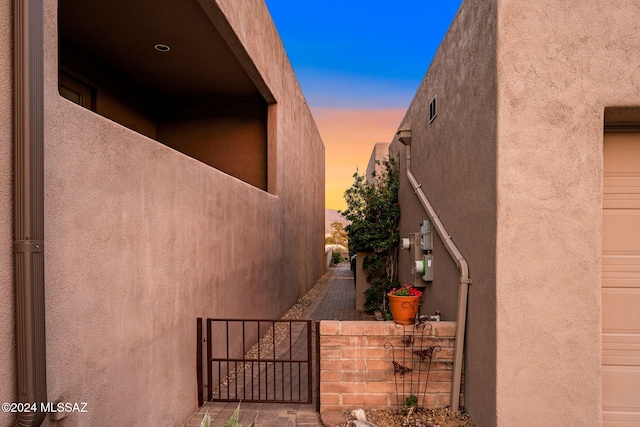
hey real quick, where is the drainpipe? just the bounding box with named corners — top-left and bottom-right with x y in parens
top-left (13, 0), bottom-right (48, 425)
top-left (397, 123), bottom-right (470, 412)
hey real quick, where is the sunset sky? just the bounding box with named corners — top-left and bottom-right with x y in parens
top-left (265, 1), bottom-right (463, 210)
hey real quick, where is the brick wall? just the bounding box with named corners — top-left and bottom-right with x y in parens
top-left (319, 320), bottom-right (459, 413)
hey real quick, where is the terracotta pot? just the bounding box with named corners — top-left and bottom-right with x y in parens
top-left (388, 295), bottom-right (421, 325)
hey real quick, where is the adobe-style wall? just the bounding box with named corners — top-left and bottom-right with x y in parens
top-left (215, 0), bottom-right (326, 297)
top-left (495, 1), bottom-right (640, 425)
top-left (392, 0), bottom-right (497, 424)
top-left (0, 0), bottom-right (15, 417)
top-left (319, 321), bottom-right (458, 413)
top-left (0, 0), bottom-right (324, 425)
top-left (393, 0), bottom-right (640, 426)
top-left (365, 142), bottom-right (390, 183)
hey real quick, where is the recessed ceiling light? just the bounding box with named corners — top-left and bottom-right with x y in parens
top-left (154, 44), bottom-right (170, 52)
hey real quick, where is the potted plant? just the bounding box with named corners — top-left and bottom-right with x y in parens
top-left (387, 284), bottom-right (422, 325)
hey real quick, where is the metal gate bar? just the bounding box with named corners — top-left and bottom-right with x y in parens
top-left (199, 318), bottom-right (312, 404)
top-left (197, 318), bottom-right (204, 406)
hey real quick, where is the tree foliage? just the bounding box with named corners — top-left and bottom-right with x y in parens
top-left (326, 221), bottom-right (348, 246)
top-left (340, 157), bottom-right (401, 313)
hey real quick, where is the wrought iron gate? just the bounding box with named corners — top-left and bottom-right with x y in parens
top-left (197, 318), bottom-right (314, 405)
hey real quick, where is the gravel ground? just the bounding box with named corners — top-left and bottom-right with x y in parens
top-left (339, 407), bottom-right (476, 427)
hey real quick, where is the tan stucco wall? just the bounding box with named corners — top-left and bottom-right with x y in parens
top-left (495, 1), bottom-right (640, 425)
top-left (1, 0), bottom-right (324, 425)
top-left (395, 0), bottom-right (640, 426)
top-left (393, 0), bottom-right (498, 424)
top-left (213, 0), bottom-right (327, 292)
top-left (365, 142), bottom-right (390, 183)
top-left (0, 0), bottom-right (16, 423)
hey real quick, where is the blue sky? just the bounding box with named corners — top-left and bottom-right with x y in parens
top-left (265, 0), bottom-right (463, 109)
top-left (264, 0), bottom-right (464, 208)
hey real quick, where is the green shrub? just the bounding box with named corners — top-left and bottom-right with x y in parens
top-left (341, 157), bottom-right (400, 314)
top-left (331, 251), bottom-right (343, 265)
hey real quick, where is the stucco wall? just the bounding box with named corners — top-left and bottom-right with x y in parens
top-left (0, 0), bottom-right (16, 424)
top-left (395, 0), bottom-right (640, 426)
top-left (392, 0), bottom-right (497, 425)
top-left (0, 0), bottom-right (324, 425)
top-left (365, 142), bottom-right (390, 183)
top-left (495, 1), bottom-right (640, 425)
top-left (214, 0), bottom-right (326, 297)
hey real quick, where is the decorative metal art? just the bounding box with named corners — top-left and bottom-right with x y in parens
top-left (410, 314), bottom-right (430, 329)
top-left (385, 312), bottom-right (440, 410)
top-left (413, 346), bottom-right (439, 362)
top-left (400, 334), bottom-right (414, 347)
top-left (392, 360), bottom-right (413, 378)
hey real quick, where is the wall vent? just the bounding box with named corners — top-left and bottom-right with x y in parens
top-left (429, 97), bottom-right (437, 123)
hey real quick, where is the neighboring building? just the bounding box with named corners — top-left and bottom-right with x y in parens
top-left (390, 0), bottom-right (640, 426)
top-left (365, 142), bottom-right (390, 184)
top-left (1, 0), bottom-right (324, 425)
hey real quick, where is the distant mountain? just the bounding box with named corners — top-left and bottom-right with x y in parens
top-left (325, 209), bottom-right (350, 235)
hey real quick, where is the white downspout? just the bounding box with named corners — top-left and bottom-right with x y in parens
top-left (397, 124), bottom-right (470, 412)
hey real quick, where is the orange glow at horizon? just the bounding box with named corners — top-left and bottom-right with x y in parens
top-left (312, 107), bottom-right (407, 211)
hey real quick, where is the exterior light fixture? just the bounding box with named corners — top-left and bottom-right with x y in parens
top-left (154, 44), bottom-right (171, 52)
top-left (397, 123), bottom-right (412, 146)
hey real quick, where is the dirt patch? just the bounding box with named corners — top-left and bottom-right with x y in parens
top-left (338, 407), bottom-right (475, 427)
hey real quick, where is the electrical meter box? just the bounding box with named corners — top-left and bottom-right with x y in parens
top-left (420, 220), bottom-right (432, 251)
top-left (422, 254), bottom-right (433, 282)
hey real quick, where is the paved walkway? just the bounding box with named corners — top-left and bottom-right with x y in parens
top-left (183, 264), bottom-right (369, 427)
top-left (308, 265), bottom-right (370, 322)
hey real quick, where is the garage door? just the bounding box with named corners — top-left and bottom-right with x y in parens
top-left (602, 131), bottom-right (640, 426)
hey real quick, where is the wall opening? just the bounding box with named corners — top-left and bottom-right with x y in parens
top-left (429, 97), bottom-right (437, 123)
top-left (57, 0), bottom-right (274, 192)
